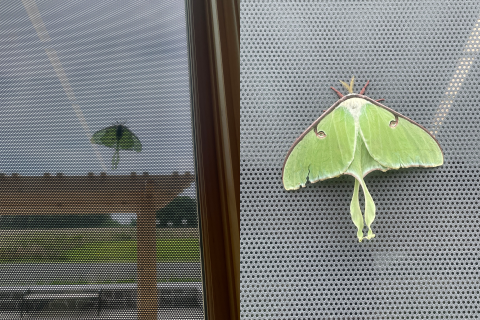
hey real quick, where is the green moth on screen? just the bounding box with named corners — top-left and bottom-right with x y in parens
top-left (282, 77), bottom-right (443, 242)
top-left (90, 122), bottom-right (142, 170)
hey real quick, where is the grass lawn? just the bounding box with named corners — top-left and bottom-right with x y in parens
top-left (26, 278), bottom-right (202, 286)
top-left (0, 228), bottom-right (201, 263)
top-left (65, 238), bottom-right (200, 263)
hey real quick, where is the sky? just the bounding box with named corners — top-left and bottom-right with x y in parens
top-left (0, 0), bottom-right (196, 224)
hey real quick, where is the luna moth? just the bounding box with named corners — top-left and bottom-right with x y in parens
top-left (282, 77), bottom-right (443, 242)
top-left (90, 122), bottom-right (142, 170)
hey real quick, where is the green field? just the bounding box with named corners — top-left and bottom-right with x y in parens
top-left (28, 277), bottom-right (201, 286)
top-left (65, 239), bottom-right (200, 262)
top-left (0, 228), bottom-right (200, 263)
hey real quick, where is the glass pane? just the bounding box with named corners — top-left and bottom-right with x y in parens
top-left (0, 0), bottom-right (204, 319)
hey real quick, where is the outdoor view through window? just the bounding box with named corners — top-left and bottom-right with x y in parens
top-left (0, 1), bottom-right (204, 319)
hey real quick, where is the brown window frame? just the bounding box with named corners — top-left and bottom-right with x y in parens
top-left (0, 1), bottom-right (238, 319)
top-left (185, 0), bottom-right (239, 320)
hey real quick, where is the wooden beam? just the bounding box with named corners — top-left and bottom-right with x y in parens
top-left (0, 172), bottom-right (194, 215)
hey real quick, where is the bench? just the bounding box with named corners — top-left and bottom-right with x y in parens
top-left (0, 283), bottom-right (202, 317)
top-left (0, 289), bottom-right (27, 312)
top-left (20, 289), bottom-right (102, 318)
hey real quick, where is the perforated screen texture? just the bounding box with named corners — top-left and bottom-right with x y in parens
top-left (240, 1), bottom-right (480, 319)
top-left (0, 0), bottom-right (203, 319)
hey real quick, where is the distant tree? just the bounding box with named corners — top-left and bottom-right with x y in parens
top-left (156, 196), bottom-right (197, 228)
top-left (0, 197), bottom-right (198, 229)
top-left (128, 218), bottom-right (137, 227)
top-left (0, 214), bottom-right (120, 229)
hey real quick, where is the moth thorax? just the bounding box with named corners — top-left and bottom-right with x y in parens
top-left (116, 125), bottom-right (124, 139)
top-left (341, 97), bottom-right (366, 120)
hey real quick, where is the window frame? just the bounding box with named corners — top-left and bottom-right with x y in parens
top-left (185, 0), bottom-right (239, 319)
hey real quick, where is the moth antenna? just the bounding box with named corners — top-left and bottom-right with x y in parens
top-left (339, 76), bottom-right (355, 94)
top-left (339, 80), bottom-right (351, 93)
top-left (376, 98), bottom-right (385, 102)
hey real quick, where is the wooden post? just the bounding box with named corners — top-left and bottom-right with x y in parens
top-left (137, 179), bottom-right (158, 319)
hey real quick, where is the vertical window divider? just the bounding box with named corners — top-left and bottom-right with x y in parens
top-left (185, 0), bottom-right (240, 319)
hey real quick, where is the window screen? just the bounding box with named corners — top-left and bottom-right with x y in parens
top-left (0, 0), bottom-right (204, 319)
top-left (240, 1), bottom-right (480, 319)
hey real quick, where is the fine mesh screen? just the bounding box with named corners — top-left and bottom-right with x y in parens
top-left (0, 0), bottom-right (204, 319)
top-left (240, 1), bottom-right (480, 319)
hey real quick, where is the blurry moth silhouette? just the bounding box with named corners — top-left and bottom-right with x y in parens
top-left (90, 122), bottom-right (142, 169)
top-left (282, 77), bottom-right (443, 242)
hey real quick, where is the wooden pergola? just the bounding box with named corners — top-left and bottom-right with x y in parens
top-left (0, 171), bottom-right (195, 319)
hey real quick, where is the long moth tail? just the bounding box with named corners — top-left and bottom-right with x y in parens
top-left (350, 179), bottom-right (365, 241)
top-left (111, 146), bottom-right (120, 170)
top-left (350, 177), bottom-right (376, 242)
top-left (360, 178), bottom-right (376, 241)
